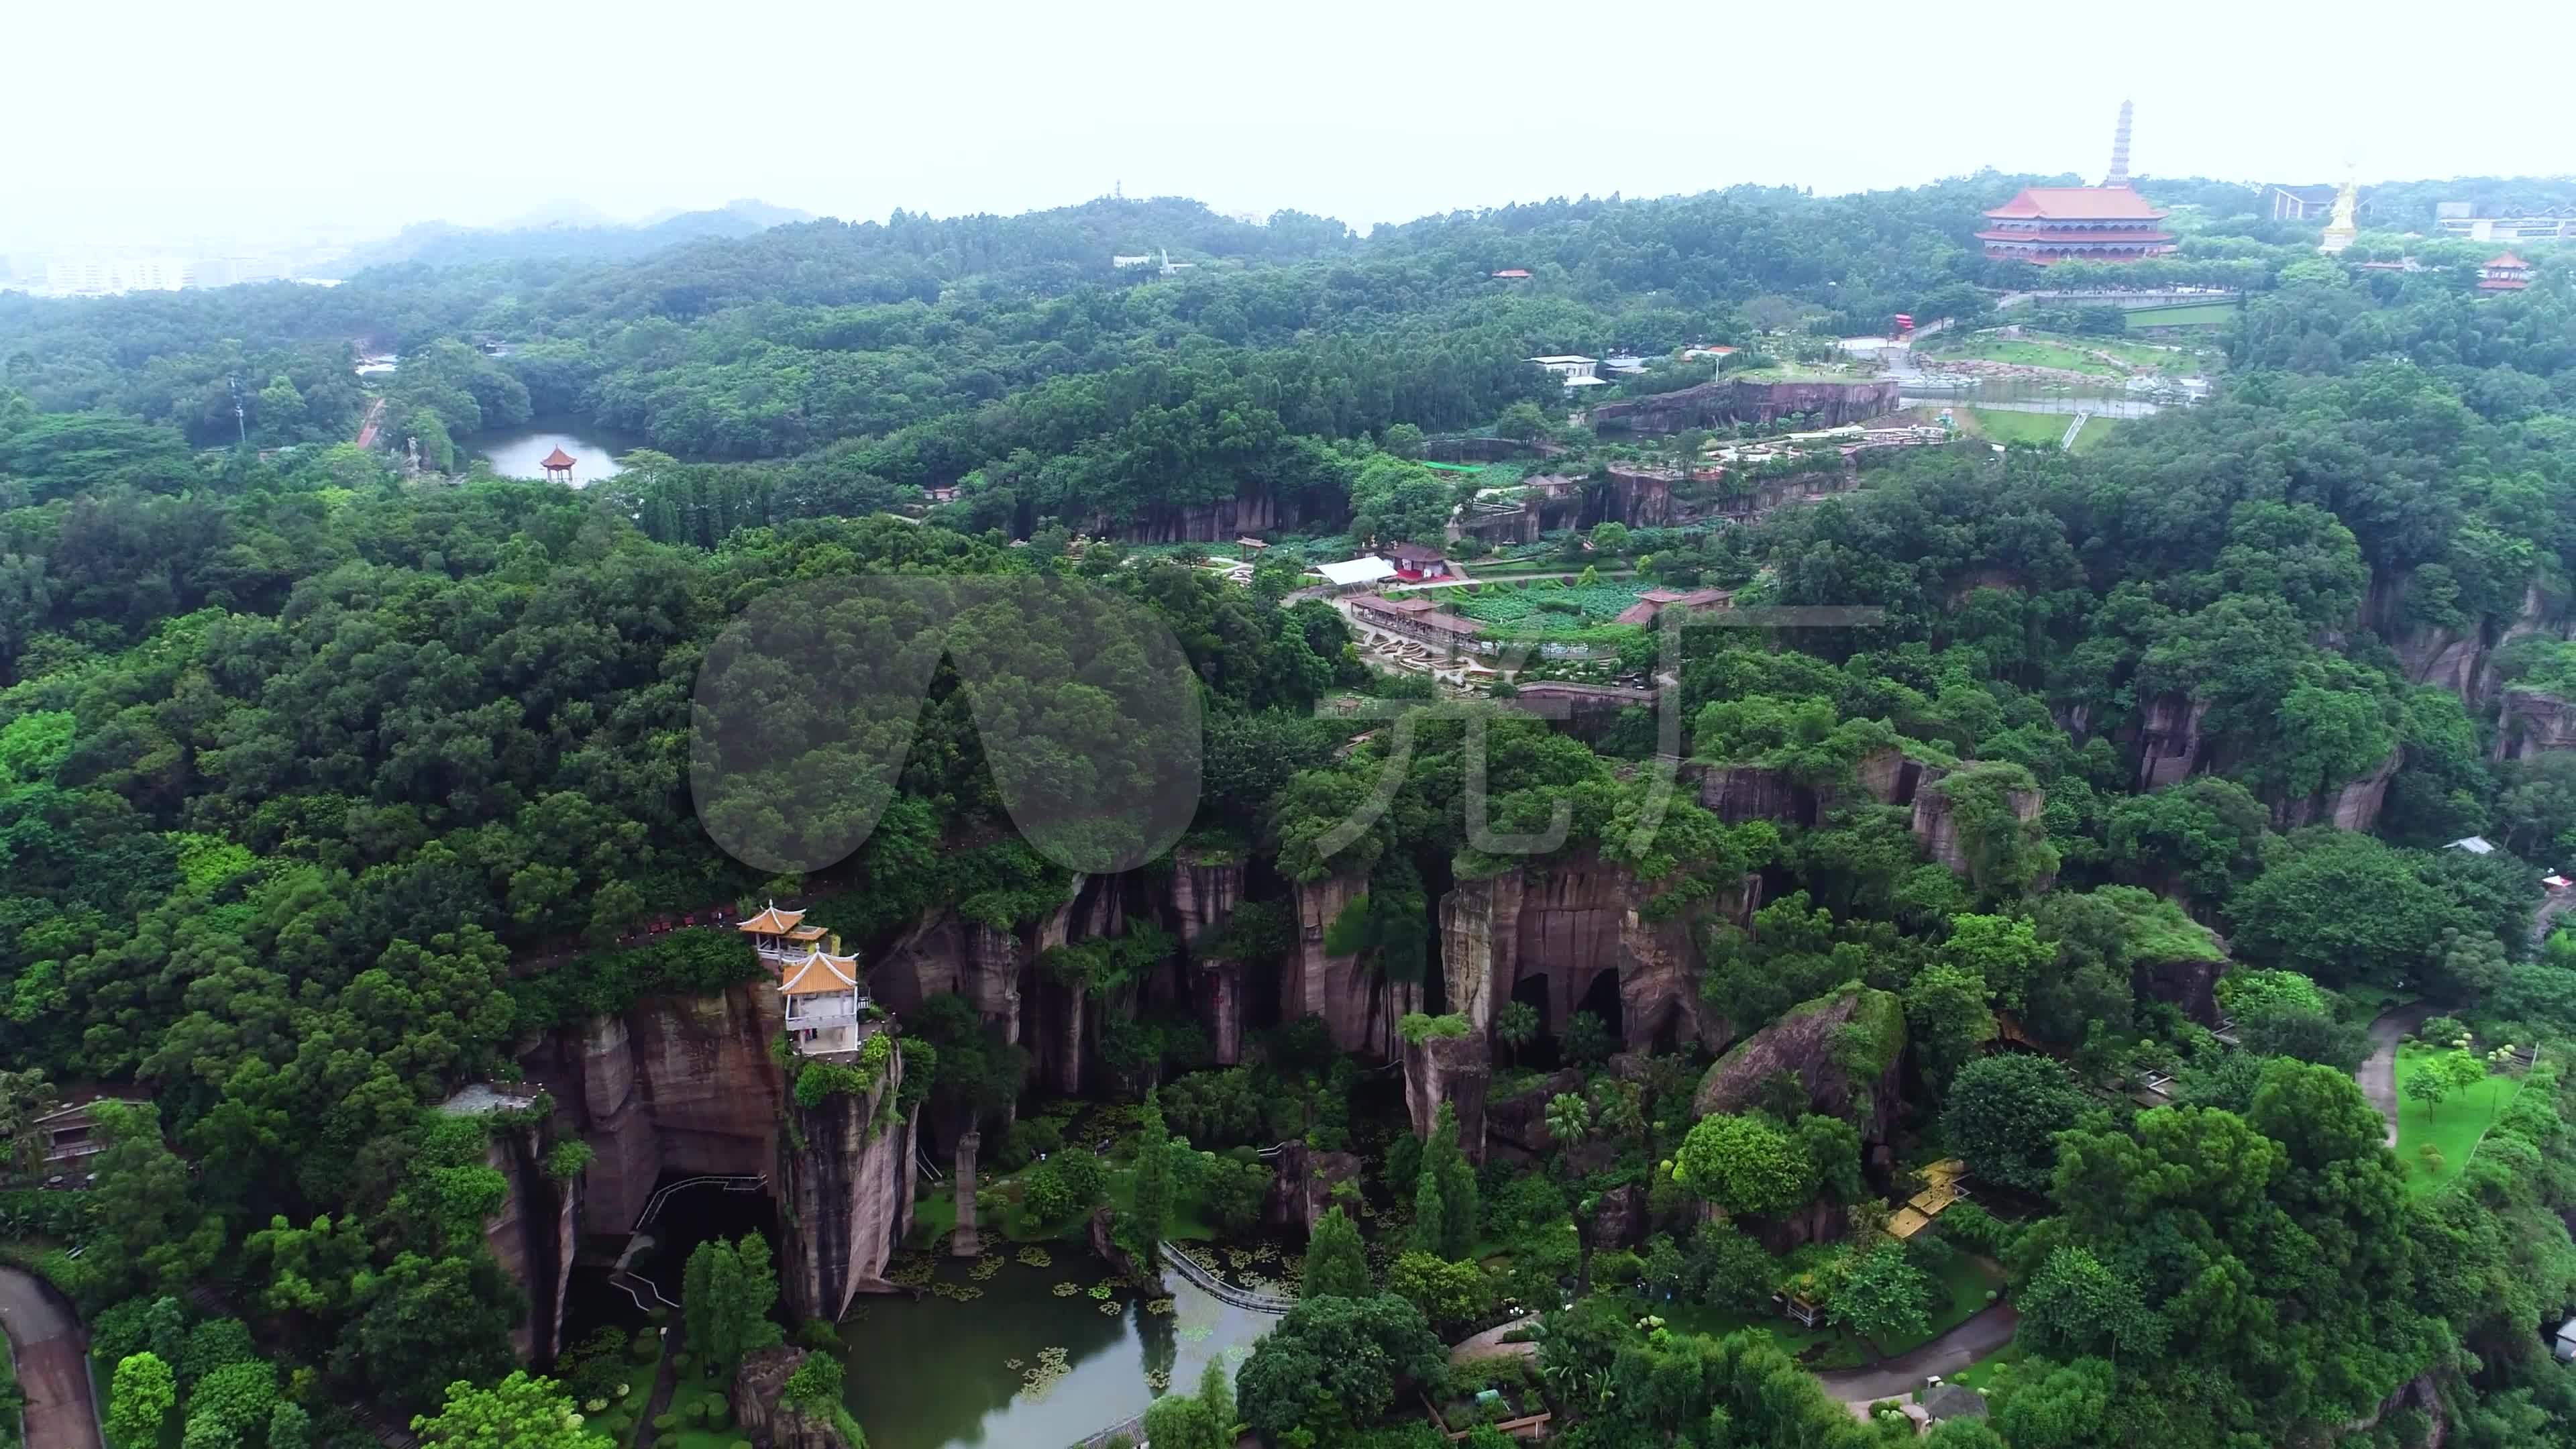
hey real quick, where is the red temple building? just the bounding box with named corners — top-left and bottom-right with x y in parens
top-left (539, 446), bottom-right (578, 483)
top-left (2478, 254), bottom-right (2533, 292)
top-left (1978, 99), bottom-right (2178, 265)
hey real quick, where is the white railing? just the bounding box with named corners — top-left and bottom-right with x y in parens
top-left (786, 998), bottom-right (859, 1025)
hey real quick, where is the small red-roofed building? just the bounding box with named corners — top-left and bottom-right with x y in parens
top-left (2479, 254), bottom-right (2534, 292)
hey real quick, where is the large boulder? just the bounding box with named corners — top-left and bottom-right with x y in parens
top-left (1692, 985), bottom-right (1907, 1146)
top-left (1402, 1029), bottom-right (1492, 1161)
top-left (732, 1347), bottom-right (855, 1449)
top-left (1263, 1142), bottom-right (1364, 1236)
top-left (1486, 1069), bottom-right (1586, 1156)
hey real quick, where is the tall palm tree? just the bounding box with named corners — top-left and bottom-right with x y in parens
top-left (1546, 1093), bottom-right (1597, 1296)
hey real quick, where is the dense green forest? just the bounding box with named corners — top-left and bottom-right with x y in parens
top-left (2, 174), bottom-right (2575, 1449)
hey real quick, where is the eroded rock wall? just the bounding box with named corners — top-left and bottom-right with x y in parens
top-left (482, 1124), bottom-right (575, 1362)
top-left (1401, 1031), bottom-right (1493, 1161)
top-left (2497, 690), bottom-right (2576, 761)
top-left (1289, 870), bottom-right (1394, 1055)
top-left (777, 1033), bottom-right (916, 1321)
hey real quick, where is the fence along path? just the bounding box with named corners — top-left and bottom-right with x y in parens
top-left (1159, 1241), bottom-right (1296, 1314)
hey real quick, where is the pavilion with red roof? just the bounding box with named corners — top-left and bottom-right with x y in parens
top-left (540, 447), bottom-right (578, 483)
top-left (2478, 254), bottom-right (2533, 292)
top-left (1978, 187), bottom-right (2176, 265)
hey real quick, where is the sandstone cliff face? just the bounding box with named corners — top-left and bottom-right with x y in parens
top-left (1695, 764), bottom-right (1810, 826)
top-left (2133, 953), bottom-right (2224, 1028)
top-left (2496, 689), bottom-right (2576, 761)
top-left (1434, 855), bottom-right (1743, 1071)
top-left (777, 1032), bottom-right (917, 1322)
top-left (526, 984), bottom-right (789, 1236)
top-left (1289, 870), bottom-right (1402, 1057)
top-left (1911, 775), bottom-right (2047, 888)
top-left (868, 914), bottom-right (1026, 1044)
top-left (1401, 1031), bottom-right (1493, 1161)
top-left (732, 1347), bottom-right (855, 1449)
top-left (1171, 851), bottom-right (1250, 1065)
top-left (1486, 1069), bottom-right (1586, 1157)
top-left (1692, 986), bottom-right (1907, 1147)
top-left (521, 983), bottom-right (914, 1336)
top-left (481, 1123), bottom-right (575, 1362)
top-left (1100, 482), bottom-right (1294, 543)
top-left (2271, 747), bottom-right (2401, 832)
top-left (2134, 694), bottom-right (2209, 790)
top-left (1598, 467), bottom-right (1678, 528)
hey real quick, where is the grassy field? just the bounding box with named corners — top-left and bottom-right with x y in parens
top-left (2123, 302), bottom-right (2238, 329)
top-left (1935, 335), bottom-right (2124, 377)
top-left (2396, 1044), bottom-right (2525, 1195)
top-left (2068, 417), bottom-right (2123, 453)
top-left (1966, 408), bottom-right (2080, 447)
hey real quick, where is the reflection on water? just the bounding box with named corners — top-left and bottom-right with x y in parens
top-left (472, 421), bottom-right (647, 485)
top-left (840, 1254), bottom-right (1273, 1449)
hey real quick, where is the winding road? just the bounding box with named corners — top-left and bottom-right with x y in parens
top-left (2359, 1006), bottom-right (2433, 1148)
top-left (0, 1266), bottom-right (102, 1449)
top-left (1815, 1301), bottom-right (2021, 1404)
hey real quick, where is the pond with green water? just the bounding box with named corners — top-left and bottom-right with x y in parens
top-left (839, 1251), bottom-right (1277, 1449)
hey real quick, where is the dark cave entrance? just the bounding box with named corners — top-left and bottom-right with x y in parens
top-left (1576, 968), bottom-right (1625, 1050)
top-left (562, 1172), bottom-right (780, 1346)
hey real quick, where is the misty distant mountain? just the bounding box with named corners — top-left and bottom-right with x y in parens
top-left (326, 199), bottom-right (816, 275)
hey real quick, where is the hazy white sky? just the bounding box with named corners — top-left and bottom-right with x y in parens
top-left (9, 0), bottom-right (2570, 250)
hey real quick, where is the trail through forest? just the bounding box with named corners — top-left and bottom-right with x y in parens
top-left (0, 1266), bottom-right (102, 1449)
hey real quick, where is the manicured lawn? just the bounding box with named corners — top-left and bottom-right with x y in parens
top-left (1950, 1344), bottom-right (2024, 1391)
top-left (2123, 303), bottom-right (2237, 329)
top-left (1657, 1301), bottom-right (1857, 1368)
top-left (2067, 417), bottom-right (2123, 453)
top-left (1890, 1252), bottom-right (2007, 1358)
top-left (2395, 1044), bottom-right (2525, 1195)
top-left (1936, 336), bottom-right (2123, 377)
top-left (1966, 409), bottom-right (2079, 447)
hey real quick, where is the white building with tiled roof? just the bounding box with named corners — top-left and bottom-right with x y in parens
top-left (741, 904), bottom-right (870, 1053)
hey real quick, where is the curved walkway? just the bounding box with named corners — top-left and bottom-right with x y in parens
top-left (2359, 1006), bottom-right (2433, 1148)
top-left (1813, 1301), bottom-right (2020, 1404)
top-left (0, 1266), bottom-right (102, 1449)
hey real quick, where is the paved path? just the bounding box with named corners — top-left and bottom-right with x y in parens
top-left (354, 395), bottom-right (388, 450)
top-left (0, 1267), bottom-right (102, 1449)
top-left (2360, 1006), bottom-right (2434, 1148)
top-left (1813, 1301), bottom-right (2020, 1404)
top-left (1450, 1318), bottom-right (1540, 1365)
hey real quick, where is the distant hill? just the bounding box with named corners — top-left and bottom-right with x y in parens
top-left (325, 199), bottom-right (816, 275)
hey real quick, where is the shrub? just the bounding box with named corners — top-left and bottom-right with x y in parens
top-left (653, 1413), bottom-right (677, 1430)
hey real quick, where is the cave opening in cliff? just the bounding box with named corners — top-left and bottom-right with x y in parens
top-left (1575, 967), bottom-right (1624, 1049)
top-left (1509, 972), bottom-right (1558, 1068)
top-left (1416, 851), bottom-right (1456, 1016)
top-left (561, 1171), bottom-right (782, 1348)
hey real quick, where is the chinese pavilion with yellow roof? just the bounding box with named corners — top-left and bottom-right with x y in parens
top-left (739, 904), bottom-right (869, 1054)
